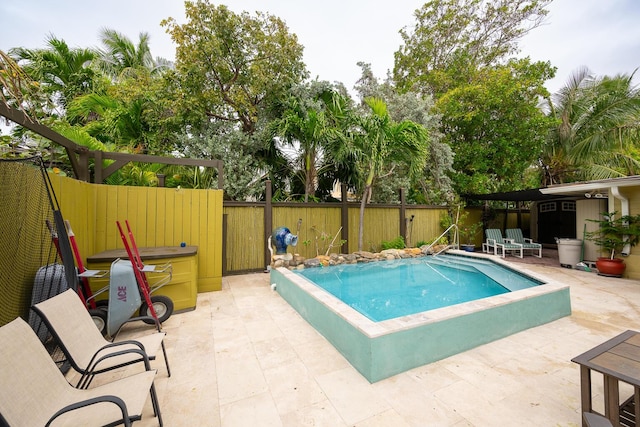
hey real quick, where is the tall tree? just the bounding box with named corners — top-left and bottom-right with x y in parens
top-left (0, 50), bottom-right (50, 119)
top-left (162, 1), bottom-right (308, 134)
top-left (342, 98), bottom-right (429, 250)
top-left (541, 68), bottom-right (640, 184)
top-left (392, 0), bottom-right (554, 196)
top-left (10, 35), bottom-right (97, 110)
top-left (271, 84), bottom-right (350, 202)
top-left (178, 121), bottom-right (267, 200)
top-left (354, 62), bottom-right (454, 204)
top-left (436, 58), bottom-right (555, 194)
top-left (95, 28), bottom-right (167, 79)
top-left (393, 0), bottom-right (551, 97)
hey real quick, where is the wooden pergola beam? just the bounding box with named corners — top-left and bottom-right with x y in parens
top-left (0, 102), bottom-right (87, 179)
top-left (1, 102), bottom-right (224, 189)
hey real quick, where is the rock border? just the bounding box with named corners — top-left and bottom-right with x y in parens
top-left (271, 245), bottom-right (451, 270)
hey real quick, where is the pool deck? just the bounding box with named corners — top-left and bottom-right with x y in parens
top-left (92, 254), bottom-right (640, 426)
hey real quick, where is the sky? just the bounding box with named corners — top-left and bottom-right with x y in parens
top-left (1, 0), bottom-right (640, 96)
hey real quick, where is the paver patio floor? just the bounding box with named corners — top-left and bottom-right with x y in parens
top-left (89, 257), bottom-right (640, 426)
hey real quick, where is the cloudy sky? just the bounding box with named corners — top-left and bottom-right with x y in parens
top-left (1, 0), bottom-right (639, 95)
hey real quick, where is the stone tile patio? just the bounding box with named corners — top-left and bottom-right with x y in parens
top-left (91, 257), bottom-right (640, 426)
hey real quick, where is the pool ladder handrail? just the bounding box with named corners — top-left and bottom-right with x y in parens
top-left (424, 224), bottom-right (459, 256)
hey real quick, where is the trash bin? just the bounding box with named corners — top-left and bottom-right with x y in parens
top-left (556, 238), bottom-right (582, 268)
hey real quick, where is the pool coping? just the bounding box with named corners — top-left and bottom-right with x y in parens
top-left (271, 251), bottom-right (572, 382)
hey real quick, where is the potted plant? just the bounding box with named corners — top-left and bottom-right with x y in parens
top-left (440, 203), bottom-right (482, 251)
top-left (586, 212), bottom-right (640, 277)
top-left (459, 222), bottom-right (482, 252)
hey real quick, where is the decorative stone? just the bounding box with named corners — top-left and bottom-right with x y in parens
top-left (272, 245), bottom-right (435, 270)
top-left (404, 248), bottom-right (422, 256)
top-left (289, 254), bottom-right (305, 267)
top-left (273, 253), bottom-right (293, 262)
top-left (354, 251), bottom-right (377, 259)
top-left (380, 249), bottom-right (401, 258)
top-left (303, 258), bottom-right (321, 268)
top-left (316, 255), bottom-right (330, 266)
top-left (344, 253), bottom-right (358, 263)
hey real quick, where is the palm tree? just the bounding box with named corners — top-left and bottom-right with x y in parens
top-left (343, 97), bottom-right (429, 251)
top-left (271, 87), bottom-right (352, 202)
top-left (542, 68), bottom-right (640, 184)
top-left (0, 49), bottom-right (49, 119)
top-left (10, 35), bottom-right (97, 110)
top-left (95, 28), bottom-right (166, 78)
top-left (273, 98), bottom-right (327, 201)
top-left (67, 92), bottom-right (154, 152)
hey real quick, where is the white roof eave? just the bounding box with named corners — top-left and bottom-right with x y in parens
top-left (540, 176), bottom-right (640, 195)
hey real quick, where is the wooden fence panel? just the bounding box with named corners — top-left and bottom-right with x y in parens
top-left (51, 175), bottom-right (223, 292)
top-left (405, 208), bottom-right (448, 247)
top-left (223, 206), bottom-right (265, 273)
top-left (272, 206), bottom-right (342, 259)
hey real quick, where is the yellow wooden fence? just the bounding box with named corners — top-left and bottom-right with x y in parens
top-left (49, 174), bottom-right (223, 292)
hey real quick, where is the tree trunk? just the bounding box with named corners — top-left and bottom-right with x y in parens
top-left (358, 185), bottom-right (371, 251)
top-left (304, 152), bottom-right (316, 203)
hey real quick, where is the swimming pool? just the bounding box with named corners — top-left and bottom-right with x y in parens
top-left (295, 256), bottom-right (542, 322)
top-left (271, 252), bottom-right (571, 382)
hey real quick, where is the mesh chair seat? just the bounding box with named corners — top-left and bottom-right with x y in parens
top-left (0, 318), bottom-right (161, 426)
top-left (32, 289), bottom-right (170, 389)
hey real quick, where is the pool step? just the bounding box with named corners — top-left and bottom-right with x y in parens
top-left (427, 255), bottom-right (540, 292)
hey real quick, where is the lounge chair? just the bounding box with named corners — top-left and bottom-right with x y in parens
top-left (0, 317), bottom-right (162, 426)
top-left (483, 229), bottom-right (523, 258)
top-left (32, 289), bottom-right (170, 389)
top-left (506, 228), bottom-right (542, 258)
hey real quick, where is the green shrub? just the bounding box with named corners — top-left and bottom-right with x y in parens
top-left (381, 236), bottom-right (406, 250)
top-left (416, 240), bottom-right (428, 248)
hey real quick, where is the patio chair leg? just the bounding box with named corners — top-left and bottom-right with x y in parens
top-left (150, 382), bottom-right (163, 426)
top-left (161, 341), bottom-right (171, 377)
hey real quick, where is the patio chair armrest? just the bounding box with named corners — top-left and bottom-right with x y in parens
top-left (97, 338), bottom-right (146, 353)
top-left (503, 238), bottom-right (515, 243)
top-left (487, 238), bottom-right (496, 245)
top-left (46, 395), bottom-right (131, 427)
top-left (85, 347), bottom-right (151, 374)
top-left (523, 238), bottom-right (533, 243)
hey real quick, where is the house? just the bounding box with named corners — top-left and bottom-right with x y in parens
top-left (539, 175), bottom-right (640, 279)
top-left (469, 176), bottom-right (640, 280)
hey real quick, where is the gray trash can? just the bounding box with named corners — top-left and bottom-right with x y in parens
top-left (557, 238), bottom-right (582, 268)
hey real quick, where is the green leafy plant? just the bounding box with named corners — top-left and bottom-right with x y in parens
top-left (416, 240), bottom-right (428, 248)
top-left (440, 202), bottom-right (482, 245)
top-left (304, 226), bottom-right (346, 256)
top-left (459, 222), bottom-right (482, 245)
top-left (381, 236), bottom-right (406, 250)
top-left (586, 212), bottom-right (640, 259)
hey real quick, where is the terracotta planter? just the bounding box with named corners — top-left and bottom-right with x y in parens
top-left (595, 257), bottom-right (626, 277)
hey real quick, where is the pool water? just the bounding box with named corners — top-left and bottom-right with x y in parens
top-left (295, 255), bottom-right (541, 322)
